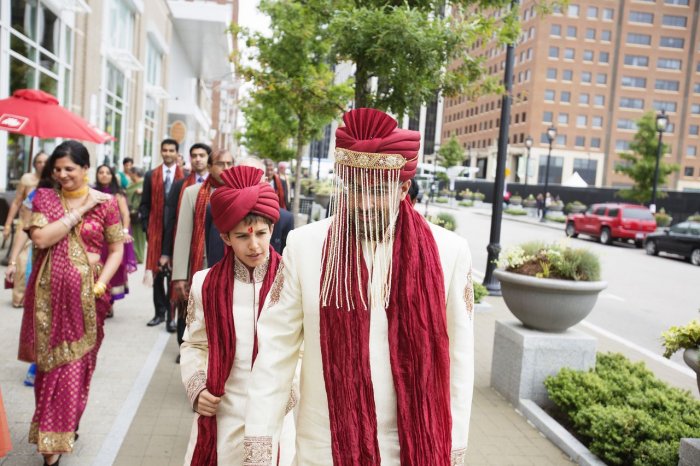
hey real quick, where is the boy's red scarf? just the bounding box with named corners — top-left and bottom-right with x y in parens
top-left (188, 177), bottom-right (222, 282)
top-left (146, 164), bottom-right (184, 272)
top-left (190, 247), bottom-right (281, 466)
top-left (319, 198), bottom-right (452, 465)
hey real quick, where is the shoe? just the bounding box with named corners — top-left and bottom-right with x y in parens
top-left (166, 320), bottom-right (177, 333)
top-left (146, 316), bottom-right (164, 327)
top-left (43, 454), bottom-right (61, 466)
top-left (106, 308), bottom-right (114, 319)
top-left (176, 355), bottom-right (181, 364)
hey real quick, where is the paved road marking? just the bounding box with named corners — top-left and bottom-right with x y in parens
top-left (600, 293), bottom-right (626, 302)
top-left (94, 330), bottom-right (171, 466)
top-left (579, 321), bottom-right (695, 378)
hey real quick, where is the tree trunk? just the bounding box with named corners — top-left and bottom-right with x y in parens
top-left (355, 58), bottom-right (369, 108)
top-left (292, 122), bottom-right (305, 220)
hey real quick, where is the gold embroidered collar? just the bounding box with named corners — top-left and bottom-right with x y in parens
top-left (234, 255), bottom-right (269, 284)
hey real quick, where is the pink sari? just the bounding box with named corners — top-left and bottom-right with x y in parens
top-left (18, 188), bottom-right (123, 454)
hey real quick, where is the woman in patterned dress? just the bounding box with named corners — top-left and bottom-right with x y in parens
top-left (18, 141), bottom-right (124, 466)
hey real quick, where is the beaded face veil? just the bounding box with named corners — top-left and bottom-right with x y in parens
top-left (320, 109), bottom-right (420, 311)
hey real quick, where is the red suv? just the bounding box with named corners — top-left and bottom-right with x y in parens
top-left (565, 203), bottom-right (657, 247)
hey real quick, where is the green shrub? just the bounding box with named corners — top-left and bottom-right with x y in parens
top-left (459, 189), bottom-right (473, 199)
top-left (565, 201), bottom-right (587, 214)
top-left (545, 352), bottom-right (700, 466)
top-left (458, 200), bottom-right (473, 207)
top-left (688, 212), bottom-right (700, 222)
top-left (655, 208), bottom-right (672, 227)
top-left (435, 197), bottom-right (449, 204)
top-left (473, 282), bottom-right (488, 304)
top-left (545, 214), bottom-right (566, 223)
top-left (426, 212), bottom-right (457, 231)
top-left (661, 320), bottom-right (700, 358)
top-left (473, 191), bottom-right (485, 201)
top-left (504, 207), bottom-right (527, 215)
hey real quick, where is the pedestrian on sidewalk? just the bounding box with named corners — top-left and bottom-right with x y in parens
top-left (95, 164), bottom-right (138, 318)
top-left (536, 193), bottom-right (544, 218)
top-left (139, 139), bottom-right (184, 328)
top-left (125, 167), bottom-right (146, 263)
top-left (180, 165), bottom-right (292, 465)
top-left (242, 108), bottom-right (475, 465)
top-left (19, 140), bottom-right (124, 466)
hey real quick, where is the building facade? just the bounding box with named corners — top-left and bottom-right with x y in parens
top-left (442, 0), bottom-right (700, 191)
top-left (0, 0), bottom-right (236, 192)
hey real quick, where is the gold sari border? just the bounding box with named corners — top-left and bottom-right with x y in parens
top-left (105, 223), bottom-right (125, 243)
top-left (29, 422), bottom-right (76, 453)
top-left (29, 212), bottom-right (49, 229)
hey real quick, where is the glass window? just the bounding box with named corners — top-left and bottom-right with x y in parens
top-left (562, 69), bottom-right (573, 81)
top-left (538, 156), bottom-right (564, 183)
top-left (543, 111), bottom-right (553, 122)
top-left (567, 26), bottom-right (577, 38)
top-left (549, 46), bottom-right (559, 58)
top-left (691, 104), bottom-right (700, 114)
top-left (690, 125), bottom-right (699, 135)
top-left (627, 33), bottom-right (652, 45)
top-left (108, 0), bottom-right (136, 52)
top-left (622, 209), bottom-right (654, 220)
top-left (670, 223), bottom-right (689, 234)
top-left (601, 30), bottom-right (612, 41)
top-left (545, 89), bottom-right (555, 101)
top-left (558, 113), bottom-right (569, 124)
top-left (603, 8), bottom-right (615, 20)
top-left (577, 115), bottom-right (588, 126)
top-left (586, 28), bottom-right (596, 40)
top-left (581, 71), bottom-right (592, 83)
top-left (620, 97), bottom-right (645, 109)
top-left (660, 36), bottom-right (685, 48)
top-left (685, 167), bottom-right (695, 176)
top-left (574, 158), bottom-right (598, 184)
top-left (625, 54), bottom-right (649, 66)
top-left (621, 76), bottom-right (647, 88)
top-left (600, 52), bottom-right (610, 63)
top-left (579, 93), bottom-right (590, 105)
top-left (550, 24), bottom-right (562, 36)
top-left (655, 79), bottom-right (680, 91)
top-left (103, 62), bottom-right (127, 165)
top-left (658, 58), bottom-right (682, 70)
top-left (665, 0), bottom-right (689, 5)
top-left (594, 207), bottom-right (607, 215)
top-left (556, 134), bottom-right (567, 145)
top-left (583, 50), bottom-right (594, 61)
top-left (618, 119), bottom-right (638, 130)
top-left (630, 11), bottom-right (654, 23)
top-left (694, 83), bottom-right (700, 93)
top-left (596, 73), bottom-right (608, 85)
top-left (145, 39), bottom-right (162, 86)
top-left (547, 68), bottom-right (557, 79)
top-left (594, 95), bottom-right (605, 106)
top-left (568, 4), bottom-right (580, 16)
top-left (564, 48), bottom-right (575, 59)
top-left (561, 91), bottom-right (571, 103)
top-left (587, 6), bottom-right (598, 18)
top-left (575, 136), bottom-right (586, 146)
top-left (591, 137), bottom-right (601, 148)
top-left (616, 140), bottom-right (632, 150)
top-left (687, 145), bottom-right (697, 155)
top-left (592, 115), bottom-right (603, 127)
top-left (663, 15), bottom-right (687, 27)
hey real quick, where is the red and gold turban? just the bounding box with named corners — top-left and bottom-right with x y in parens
top-left (335, 108), bottom-right (421, 181)
top-left (210, 166), bottom-right (280, 233)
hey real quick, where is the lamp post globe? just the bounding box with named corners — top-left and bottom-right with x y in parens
top-left (524, 135), bottom-right (533, 185)
top-left (541, 126), bottom-right (557, 223)
top-left (651, 110), bottom-right (668, 214)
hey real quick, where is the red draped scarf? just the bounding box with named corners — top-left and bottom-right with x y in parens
top-left (188, 177), bottom-right (221, 283)
top-left (319, 198), bottom-right (452, 465)
top-left (146, 164), bottom-right (184, 272)
top-left (272, 174), bottom-right (287, 210)
top-left (190, 246), bottom-right (281, 466)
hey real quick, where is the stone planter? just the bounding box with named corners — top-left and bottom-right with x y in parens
top-left (494, 269), bottom-right (608, 332)
top-left (549, 203), bottom-right (564, 212)
top-left (568, 204), bottom-right (587, 214)
top-left (314, 193), bottom-right (331, 209)
top-left (683, 348), bottom-right (700, 393)
top-left (523, 199), bottom-right (537, 208)
top-left (510, 197), bottom-right (523, 206)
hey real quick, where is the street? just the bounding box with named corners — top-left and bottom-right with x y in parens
top-left (437, 204), bottom-right (700, 366)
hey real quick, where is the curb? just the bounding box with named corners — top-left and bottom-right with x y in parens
top-left (518, 399), bottom-right (606, 466)
top-left (470, 209), bottom-right (566, 231)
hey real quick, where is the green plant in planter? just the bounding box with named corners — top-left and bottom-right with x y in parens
top-left (300, 178), bottom-right (316, 196)
top-left (510, 194), bottom-right (523, 202)
top-left (439, 188), bottom-right (451, 197)
top-left (435, 197), bottom-right (449, 204)
top-left (314, 179), bottom-right (334, 196)
top-left (473, 282), bottom-right (488, 304)
top-left (473, 191), bottom-right (485, 201)
top-left (458, 200), bottom-right (473, 207)
top-left (497, 241), bottom-right (601, 281)
top-left (688, 212), bottom-right (700, 222)
top-left (565, 200), bottom-right (587, 214)
top-left (661, 320), bottom-right (700, 358)
top-left (522, 194), bottom-right (537, 207)
top-left (425, 212), bottom-right (457, 231)
top-left (655, 208), bottom-right (672, 227)
top-left (459, 189), bottom-right (473, 199)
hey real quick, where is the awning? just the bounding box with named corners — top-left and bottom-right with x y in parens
top-left (562, 171), bottom-right (589, 188)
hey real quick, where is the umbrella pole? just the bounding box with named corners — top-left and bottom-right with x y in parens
top-left (27, 137), bottom-right (34, 174)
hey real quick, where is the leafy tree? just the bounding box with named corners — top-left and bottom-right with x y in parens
top-left (236, 0), bottom-right (353, 216)
top-left (330, 0), bottom-right (518, 118)
top-left (238, 92), bottom-right (296, 162)
top-left (437, 136), bottom-right (465, 169)
top-left (615, 112), bottom-right (679, 203)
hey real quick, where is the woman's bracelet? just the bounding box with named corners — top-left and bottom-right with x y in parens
top-left (93, 281), bottom-right (107, 298)
top-left (59, 210), bottom-right (82, 230)
top-left (122, 227), bottom-right (129, 234)
top-left (8, 261), bottom-right (16, 267)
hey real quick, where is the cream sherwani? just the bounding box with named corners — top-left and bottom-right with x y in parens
top-left (181, 258), bottom-right (289, 465)
top-left (243, 217), bottom-right (475, 465)
top-left (172, 183), bottom-right (208, 282)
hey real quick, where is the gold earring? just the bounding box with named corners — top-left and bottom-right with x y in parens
top-left (84, 175), bottom-right (89, 183)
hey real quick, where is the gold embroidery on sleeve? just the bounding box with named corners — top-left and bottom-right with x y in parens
top-left (268, 262), bottom-right (286, 308)
top-left (244, 436), bottom-right (273, 466)
top-left (463, 269), bottom-right (474, 319)
top-left (185, 291), bottom-right (196, 327)
top-left (29, 212), bottom-right (49, 229)
top-left (185, 370), bottom-right (208, 406)
top-left (105, 223), bottom-right (125, 243)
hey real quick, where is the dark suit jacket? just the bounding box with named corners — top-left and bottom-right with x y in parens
top-left (162, 178), bottom-right (186, 257)
top-left (271, 208), bottom-right (294, 254)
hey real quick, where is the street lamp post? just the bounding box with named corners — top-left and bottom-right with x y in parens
top-left (483, 0), bottom-right (518, 295)
top-left (524, 135), bottom-right (533, 185)
top-left (650, 110), bottom-right (668, 214)
top-left (541, 126), bottom-right (557, 223)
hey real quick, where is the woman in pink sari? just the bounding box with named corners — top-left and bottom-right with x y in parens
top-left (18, 141), bottom-right (125, 466)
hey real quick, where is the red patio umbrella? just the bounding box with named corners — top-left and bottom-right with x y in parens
top-left (0, 89), bottom-right (114, 166)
